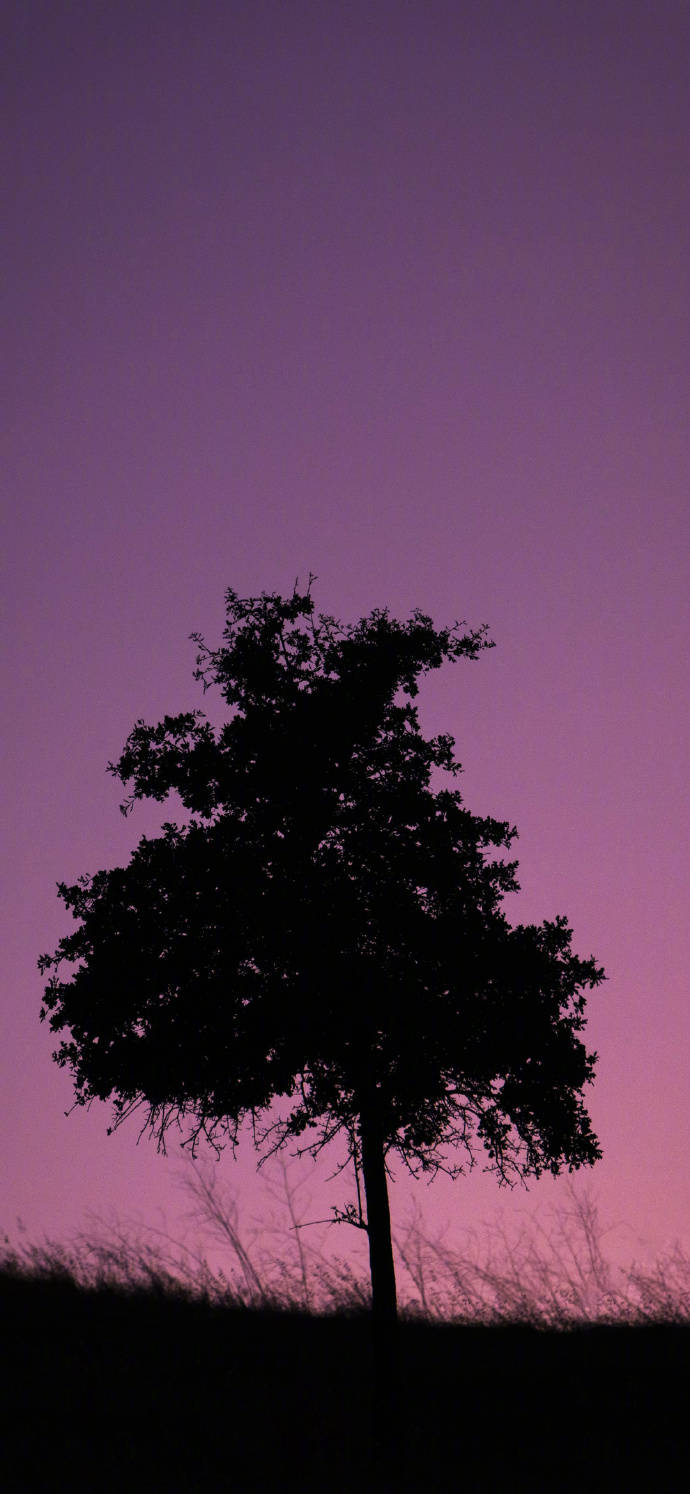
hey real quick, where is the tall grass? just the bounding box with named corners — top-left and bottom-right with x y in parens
top-left (394, 1186), bottom-right (690, 1325)
top-left (3, 1165), bottom-right (689, 1326)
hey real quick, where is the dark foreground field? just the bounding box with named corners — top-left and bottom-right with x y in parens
top-left (3, 1264), bottom-right (688, 1492)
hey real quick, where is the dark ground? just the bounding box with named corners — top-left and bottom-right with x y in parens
top-left (2, 1266), bottom-right (687, 1491)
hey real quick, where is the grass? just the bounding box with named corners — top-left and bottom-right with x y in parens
top-left (3, 1174), bottom-right (689, 1490)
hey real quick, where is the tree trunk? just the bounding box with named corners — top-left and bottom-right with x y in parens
top-left (360, 1105), bottom-right (398, 1329)
top-left (359, 1099), bottom-right (401, 1479)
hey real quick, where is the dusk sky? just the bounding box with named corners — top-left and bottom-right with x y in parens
top-left (4, 0), bottom-right (688, 1286)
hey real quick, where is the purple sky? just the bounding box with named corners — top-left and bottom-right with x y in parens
top-left (4, 0), bottom-right (689, 1284)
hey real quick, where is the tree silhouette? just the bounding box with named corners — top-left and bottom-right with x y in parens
top-left (39, 581), bottom-right (605, 1368)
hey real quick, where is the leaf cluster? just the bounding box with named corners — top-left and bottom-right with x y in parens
top-left (39, 584), bottom-right (605, 1186)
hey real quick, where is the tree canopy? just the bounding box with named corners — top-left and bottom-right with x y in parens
top-left (39, 582), bottom-right (605, 1325)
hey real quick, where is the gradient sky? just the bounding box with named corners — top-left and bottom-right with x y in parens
top-left (4, 0), bottom-right (688, 1286)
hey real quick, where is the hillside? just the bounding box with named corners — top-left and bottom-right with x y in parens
top-left (3, 1263), bottom-right (687, 1492)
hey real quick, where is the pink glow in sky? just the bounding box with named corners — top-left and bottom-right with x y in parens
top-left (4, 0), bottom-right (689, 1281)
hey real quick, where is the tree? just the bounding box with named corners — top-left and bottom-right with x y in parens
top-left (39, 580), bottom-right (605, 1349)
